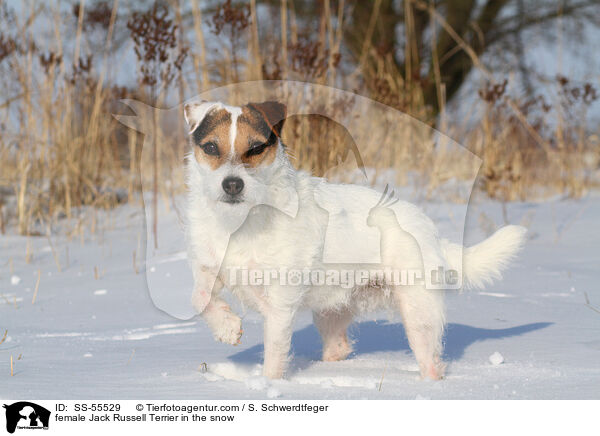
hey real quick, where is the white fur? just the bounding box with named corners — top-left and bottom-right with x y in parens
top-left (183, 102), bottom-right (527, 380)
top-left (228, 106), bottom-right (242, 155)
top-left (441, 225), bottom-right (528, 290)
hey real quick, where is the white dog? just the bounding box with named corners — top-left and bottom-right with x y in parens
top-left (183, 100), bottom-right (526, 380)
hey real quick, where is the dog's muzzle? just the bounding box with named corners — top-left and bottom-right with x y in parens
top-left (221, 176), bottom-right (244, 203)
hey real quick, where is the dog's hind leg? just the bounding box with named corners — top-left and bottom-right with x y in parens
top-left (394, 286), bottom-right (446, 380)
top-left (313, 308), bottom-right (354, 362)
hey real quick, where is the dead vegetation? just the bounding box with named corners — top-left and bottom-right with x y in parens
top-left (0, 0), bottom-right (597, 236)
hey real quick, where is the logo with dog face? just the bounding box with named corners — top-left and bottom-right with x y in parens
top-left (3, 402), bottom-right (50, 434)
top-left (114, 80), bottom-right (482, 319)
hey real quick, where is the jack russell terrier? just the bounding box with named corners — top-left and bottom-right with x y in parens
top-left (183, 100), bottom-right (526, 380)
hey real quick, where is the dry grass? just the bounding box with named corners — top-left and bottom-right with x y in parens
top-left (31, 269), bottom-right (41, 304)
top-left (0, 1), bottom-right (597, 236)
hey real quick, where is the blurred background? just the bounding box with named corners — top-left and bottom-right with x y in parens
top-left (0, 0), bottom-right (599, 235)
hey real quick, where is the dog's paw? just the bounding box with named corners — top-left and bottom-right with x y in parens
top-left (263, 363), bottom-right (285, 379)
top-left (322, 338), bottom-right (352, 362)
top-left (210, 312), bottom-right (243, 346)
top-left (419, 361), bottom-right (446, 380)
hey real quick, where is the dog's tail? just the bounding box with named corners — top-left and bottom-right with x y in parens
top-left (441, 225), bottom-right (527, 290)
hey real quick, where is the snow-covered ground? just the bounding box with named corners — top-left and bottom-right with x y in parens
top-left (1, 191), bottom-right (599, 399)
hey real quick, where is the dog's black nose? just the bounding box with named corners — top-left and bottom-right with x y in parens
top-left (222, 176), bottom-right (244, 196)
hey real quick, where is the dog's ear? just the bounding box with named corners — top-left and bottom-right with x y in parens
top-left (183, 100), bottom-right (217, 134)
top-left (247, 101), bottom-right (287, 137)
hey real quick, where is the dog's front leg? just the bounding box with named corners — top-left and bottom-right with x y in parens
top-left (201, 295), bottom-right (243, 346)
top-left (192, 268), bottom-right (243, 346)
top-left (262, 309), bottom-right (295, 379)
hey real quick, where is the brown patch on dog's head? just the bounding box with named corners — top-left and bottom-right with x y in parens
top-left (235, 101), bottom-right (287, 168)
top-left (188, 107), bottom-right (232, 170)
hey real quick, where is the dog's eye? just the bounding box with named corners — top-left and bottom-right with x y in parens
top-left (246, 141), bottom-right (268, 157)
top-left (201, 141), bottom-right (219, 156)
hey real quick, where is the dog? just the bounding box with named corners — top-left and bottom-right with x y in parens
top-left (183, 100), bottom-right (527, 380)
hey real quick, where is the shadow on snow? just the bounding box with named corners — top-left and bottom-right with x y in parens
top-left (229, 321), bottom-right (553, 363)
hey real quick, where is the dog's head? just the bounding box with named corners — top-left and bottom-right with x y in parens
top-left (184, 100), bottom-right (292, 214)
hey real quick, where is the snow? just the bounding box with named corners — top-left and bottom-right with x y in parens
top-left (1, 192), bottom-right (600, 399)
top-left (245, 376), bottom-right (269, 391)
top-left (266, 387), bottom-right (281, 398)
top-left (489, 352), bottom-right (504, 366)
